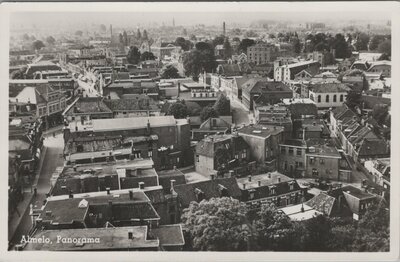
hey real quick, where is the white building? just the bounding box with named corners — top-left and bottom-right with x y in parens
top-left (308, 83), bottom-right (350, 109)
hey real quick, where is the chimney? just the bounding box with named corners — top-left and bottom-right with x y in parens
top-left (268, 172), bottom-right (271, 179)
top-left (258, 181), bottom-right (261, 187)
top-left (228, 170), bottom-right (234, 178)
top-left (210, 173), bottom-right (216, 180)
top-left (69, 190), bottom-right (73, 198)
top-left (248, 175), bottom-right (252, 182)
top-left (243, 183), bottom-right (246, 189)
top-left (106, 187), bottom-right (111, 195)
top-left (146, 119), bottom-right (151, 134)
top-left (139, 182), bottom-right (145, 190)
top-left (129, 190), bottom-right (134, 200)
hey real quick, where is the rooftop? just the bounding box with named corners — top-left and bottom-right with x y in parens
top-left (280, 204), bottom-right (322, 221)
top-left (236, 171), bottom-right (293, 190)
top-left (24, 226), bottom-right (159, 251)
top-left (237, 124), bottom-right (284, 138)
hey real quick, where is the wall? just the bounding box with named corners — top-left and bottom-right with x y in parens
top-left (305, 154), bottom-right (340, 181)
top-left (309, 91), bottom-right (347, 108)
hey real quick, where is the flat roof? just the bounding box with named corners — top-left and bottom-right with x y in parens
top-left (237, 124), bottom-right (284, 138)
top-left (280, 204), bottom-right (322, 221)
top-left (24, 226), bottom-right (159, 251)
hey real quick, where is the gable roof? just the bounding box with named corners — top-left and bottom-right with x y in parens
top-left (305, 192), bottom-right (336, 216)
top-left (174, 177), bottom-right (241, 208)
top-left (309, 83), bottom-right (351, 93)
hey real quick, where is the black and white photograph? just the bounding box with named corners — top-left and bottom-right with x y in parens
top-left (1, 1), bottom-right (399, 261)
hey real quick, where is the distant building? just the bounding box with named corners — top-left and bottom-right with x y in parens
top-left (254, 104), bottom-right (292, 139)
top-left (308, 83), bottom-right (350, 109)
top-left (241, 79), bottom-right (292, 110)
top-left (364, 158), bottom-right (390, 189)
top-left (274, 61), bottom-right (320, 82)
top-left (191, 117), bottom-right (232, 141)
top-left (247, 43), bottom-right (279, 65)
top-left (367, 60), bottom-right (391, 77)
top-left (63, 97), bottom-right (113, 122)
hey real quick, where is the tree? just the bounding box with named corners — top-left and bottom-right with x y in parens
top-left (136, 29), bottom-right (142, 40)
top-left (32, 40), bottom-right (45, 51)
top-left (352, 200), bottom-right (389, 252)
top-left (213, 94), bottom-right (230, 115)
top-left (183, 44), bottom-right (217, 79)
top-left (22, 33), bottom-right (30, 41)
top-left (303, 215), bottom-right (332, 251)
top-left (181, 197), bottom-right (250, 251)
top-left (75, 30), bottom-right (83, 37)
top-left (100, 24), bottom-right (107, 32)
top-left (331, 34), bottom-right (351, 58)
top-left (126, 46), bottom-right (141, 64)
top-left (245, 30), bottom-right (258, 38)
top-left (200, 106), bottom-right (219, 122)
top-left (212, 35), bottom-right (225, 47)
top-left (167, 100), bottom-right (189, 119)
top-left (142, 30), bottom-right (148, 40)
top-left (369, 35), bottom-right (385, 51)
top-left (222, 38), bottom-right (233, 59)
top-left (161, 65), bottom-right (180, 79)
top-left (323, 51), bottom-right (335, 66)
top-left (46, 36), bottom-right (56, 45)
top-left (175, 37), bottom-right (191, 51)
top-left (378, 40), bottom-right (391, 56)
top-left (238, 38), bottom-right (255, 54)
top-left (140, 51), bottom-right (156, 61)
top-left (354, 32), bottom-right (370, 51)
top-left (189, 34), bottom-right (197, 41)
top-left (122, 31), bottom-right (128, 46)
top-left (327, 220), bottom-right (356, 251)
top-left (345, 90), bottom-right (362, 109)
top-left (292, 38), bottom-right (301, 54)
top-left (371, 104), bottom-right (389, 125)
top-left (119, 33), bottom-right (124, 44)
top-left (253, 203), bottom-right (294, 251)
top-left (10, 69), bottom-right (24, 79)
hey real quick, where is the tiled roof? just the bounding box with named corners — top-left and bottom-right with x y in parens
top-left (287, 103), bottom-right (318, 119)
top-left (309, 83), bottom-right (350, 93)
top-left (305, 192), bottom-right (336, 216)
top-left (174, 177), bottom-right (241, 208)
top-left (64, 97), bottom-right (112, 116)
top-left (104, 96), bottom-right (159, 111)
top-left (357, 138), bottom-right (390, 157)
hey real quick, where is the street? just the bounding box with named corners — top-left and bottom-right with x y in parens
top-left (8, 133), bottom-right (64, 249)
top-left (77, 76), bottom-right (100, 98)
top-left (231, 98), bottom-right (254, 126)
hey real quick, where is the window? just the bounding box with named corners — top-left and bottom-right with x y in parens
top-left (241, 150), bottom-right (247, 159)
top-left (249, 190), bottom-right (255, 200)
top-left (196, 155), bottom-right (199, 162)
top-left (309, 157), bottom-right (315, 164)
top-left (317, 95), bottom-right (321, 103)
top-left (320, 158), bottom-right (325, 164)
top-left (235, 154), bottom-right (239, 159)
top-left (340, 94), bottom-right (344, 102)
top-left (284, 161), bottom-right (288, 170)
top-left (288, 148), bottom-right (294, 155)
top-left (326, 95), bottom-right (330, 102)
top-left (270, 187), bottom-right (276, 195)
top-left (296, 149), bottom-right (302, 156)
top-left (280, 146), bottom-right (286, 154)
top-left (148, 150), bottom-right (153, 157)
top-left (333, 94), bottom-right (337, 102)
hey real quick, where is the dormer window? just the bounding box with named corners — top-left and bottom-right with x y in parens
top-left (288, 181), bottom-right (295, 191)
top-left (249, 189), bottom-right (256, 200)
top-left (269, 186), bottom-right (276, 195)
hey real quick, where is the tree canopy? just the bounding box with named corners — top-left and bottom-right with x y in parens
top-left (161, 65), bottom-right (181, 79)
top-left (127, 46), bottom-right (141, 64)
top-left (238, 38), bottom-right (255, 54)
top-left (200, 106), bottom-right (219, 122)
top-left (183, 43), bottom-right (217, 79)
top-left (32, 40), bottom-right (45, 51)
top-left (175, 37), bottom-right (192, 51)
top-left (46, 36), bottom-right (56, 45)
top-left (213, 94), bottom-right (230, 115)
top-left (181, 197), bottom-right (250, 251)
top-left (167, 100), bottom-right (189, 119)
top-left (378, 40), bottom-right (391, 56)
top-left (140, 51), bottom-right (156, 61)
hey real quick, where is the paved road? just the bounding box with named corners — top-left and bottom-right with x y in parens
top-left (231, 99), bottom-right (253, 126)
top-left (9, 134), bottom-right (64, 249)
top-left (77, 78), bottom-right (100, 98)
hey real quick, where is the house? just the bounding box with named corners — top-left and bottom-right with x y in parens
top-left (64, 116), bottom-right (192, 170)
top-left (364, 158), bottom-right (390, 189)
top-left (274, 61), bottom-right (320, 82)
top-left (328, 185), bottom-right (377, 220)
top-left (350, 60), bottom-right (370, 71)
top-left (305, 191), bottom-right (352, 218)
top-left (367, 60), bottom-right (391, 77)
top-left (9, 80), bottom-right (67, 128)
top-left (304, 138), bottom-right (352, 182)
top-left (194, 134), bottom-right (250, 177)
top-left (358, 52), bottom-right (383, 63)
top-left (308, 83), bottom-right (350, 108)
top-left (173, 177), bottom-right (242, 209)
top-left (329, 103), bottom-right (358, 138)
top-left (232, 53), bottom-right (248, 64)
top-left (282, 98), bottom-right (318, 120)
top-left (342, 75), bottom-right (365, 91)
top-left (237, 172), bottom-right (303, 210)
top-left (232, 76), bottom-right (258, 102)
top-left (241, 79), bottom-right (292, 110)
top-left (50, 159), bottom-right (158, 195)
top-left (278, 139), bottom-right (308, 178)
top-left (237, 124), bottom-right (285, 170)
top-left (157, 168), bottom-right (187, 194)
top-left (191, 117), bottom-right (232, 141)
top-left (177, 85), bottom-right (218, 108)
top-left (25, 61), bottom-right (61, 78)
top-left (214, 44), bottom-right (225, 58)
top-left (34, 188), bottom-right (161, 230)
top-left (247, 43), bottom-right (279, 65)
top-left (254, 104), bottom-right (292, 139)
top-left (62, 97), bottom-right (113, 122)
